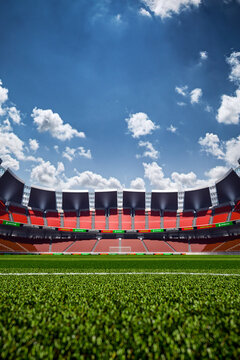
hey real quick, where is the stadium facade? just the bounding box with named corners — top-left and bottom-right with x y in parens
top-left (0, 163), bottom-right (240, 254)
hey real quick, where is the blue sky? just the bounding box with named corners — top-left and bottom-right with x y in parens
top-left (0, 0), bottom-right (240, 191)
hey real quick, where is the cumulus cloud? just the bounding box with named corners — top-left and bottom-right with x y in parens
top-left (190, 88), bottom-right (202, 104)
top-left (0, 80), bottom-right (8, 105)
top-left (7, 106), bottom-right (21, 124)
top-left (142, 0), bottom-right (201, 19)
top-left (138, 141), bottom-right (159, 159)
top-left (29, 139), bottom-right (39, 152)
top-left (177, 101), bottom-right (187, 106)
top-left (216, 89), bottom-right (240, 125)
top-left (125, 112), bottom-right (159, 138)
top-left (204, 166), bottom-right (229, 181)
top-left (199, 132), bottom-right (240, 167)
top-left (30, 160), bottom-right (65, 188)
top-left (200, 51), bottom-right (208, 61)
top-left (139, 7), bottom-right (152, 17)
top-left (31, 107), bottom-right (85, 141)
top-left (226, 51), bottom-right (240, 85)
top-left (130, 177), bottom-right (146, 190)
top-left (167, 125), bottom-right (177, 133)
top-left (62, 146), bottom-right (92, 162)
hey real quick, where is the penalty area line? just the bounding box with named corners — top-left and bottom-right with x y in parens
top-left (0, 272), bottom-right (240, 276)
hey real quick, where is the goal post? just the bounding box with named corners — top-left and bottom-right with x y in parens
top-left (109, 246), bottom-right (131, 254)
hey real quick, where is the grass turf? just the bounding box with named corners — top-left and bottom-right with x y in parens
top-left (0, 255), bottom-right (240, 359)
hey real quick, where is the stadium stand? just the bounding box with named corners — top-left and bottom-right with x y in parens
top-left (63, 211), bottom-right (77, 228)
top-left (93, 239), bottom-right (119, 252)
top-left (121, 239), bottom-right (146, 252)
top-left (79, 211), bottom-right (92, 229)
top-left (65, 239), bottom-right (97, 252)
top-left (94, 210), bottom-right (106, 230)
top-left (51, 240), bottom-right (75, 252)
top-left (121, 209), bottom-right (132, 230)
top-left (230, 201), bottom-right (240, 221)
top-left (163, 211), bottom-right (177, 228)
top-left (0, 201), bottom-right (10, 221)
top-left (9, 205), bottom-right (28, 224)
top-left (179, 211), bottom-right (194, 228)
top-left (212, 206), bottom-right (232, 224)
top-left (144, 239), bottom-right (173, 252)
top-left (148, 210), bottom-right (161, 229)
top-left (134, 210), bottom-right (146, 230)
top-left (167, 239), bottom-right (189, 252)
top-left (108, 209), bottom-right (119, 230)
top-left (46, 211), bottom-right (61, 227)
top-left (213, 237), bottom-right (240, 252)
top-left (195, 209), bottom-right (211, 226)
top-left (29, 209), bottom-right (45, 226)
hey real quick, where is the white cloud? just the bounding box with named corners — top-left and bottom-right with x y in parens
top-left (64, 171), bottom-right (122, 190)
top-left (30, 160), bottom-right (65, 188)
top-left (54, 145), bottom-right (59, 153)
top-left (216, 89), bottom-right (240, 125)
top-left (143, 162), bottom-right (173, 189)
top-left (0, 80), bottom-right (8, 105)
top-left (138, 141), bottom-right (159, 159)
top-left (177, 101), bottom-right (187, 106)
top-left (139, 7), bottom-right (152, 17)
top-left (142, 0), bottom-right (201, 19)
top-left (204, 166), bottom-right (229, 181)
top-left (175, 85), bottom-right (188, 96)
top-left (7, 106), bottom-right (21, 124)
top-left (29, 139), bottom-right (39, 152)
top-left (167, 124), bottom-right (177, 133)
top-left (130, 177), bottom-right (146, 190)
top-left (190, 88), bottom-right (202, 104)
top-left (199, 132), bottom-right (240, 167)
top-left (63, 146), bottom-right (92, 162)
top-left (205, 105), bottom-right (212, 113)
top-left (125, 112), bottom-right (159, 138)
top-left (200, 51), bottom-right (208, 60)
top-left (226, 51), bottom-right (240, 84)
top-left (113, 14), bottom-right (122, 23)
top-left (31, 107), bottom-right (85, 141)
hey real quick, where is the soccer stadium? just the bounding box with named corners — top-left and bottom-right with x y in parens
top-left (0, 163), bottom-right (240, 254)
top-left (1, 1), bottom-right (240, 359)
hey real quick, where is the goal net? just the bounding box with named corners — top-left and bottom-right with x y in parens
top-left (109, 246), bottom-right (131, 254)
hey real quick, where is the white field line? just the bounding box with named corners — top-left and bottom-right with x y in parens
top-left (0, 272), bottom-right (239, 276)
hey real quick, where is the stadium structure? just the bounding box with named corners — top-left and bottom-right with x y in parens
top-left (0, 161), bottom-right (240, 255)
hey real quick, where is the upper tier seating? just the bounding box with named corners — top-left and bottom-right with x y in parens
top-left (163, 211), bottom-right (177, 229)
top-left (148, 210), bottom-right (161, 229)
top-left (122, 209), bottom-right (132, 230)
top-left (29, 209), bottom-right (45, 226)
top-left (134, 210), bottom-right (145, 230)
top-left (79, 211), bottom-right (92, 229)
top-left (94, 210), bottom-right (106, 230)
top-left (46, 211), bottom-right (61, 227)
top-left (212, 206), bottom-right (232, 224)
top-left (9, 205), bottom-right (28, 224)
top-left (179, 211), bottom-right (194, 228)
top-left (230, 201), bottom-right (240, 221)
top-left (63, 211), bottom-right (77, 228)
top-left (0, 201), bottom-right (9, 221)
top-left (195, 209), bottom-right (211, 226)
top-left (108, 209), bottom-right (119, 230)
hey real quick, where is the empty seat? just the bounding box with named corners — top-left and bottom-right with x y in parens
top-left (46, 211), bottom-right (61, 227)
top-left (108, 209), bottom-right (119, 230)
top-left (94, 210), bottom-right (106, 230)
top-left (122, 209), bottom-right (132, 230)
top-left (63, 211), bottom-right (77, 228)
top-left (144, 239), bottom-right (173, 252)
top-left (134, 210), bottom-right (145, 230)
top-left (121, 239), bottom-right (146, 252)
top-left (212, 206), bottom-right (231, 224)
top-left (163, 211), bottom-right (177, 228)
top-left (93, 239), bottom-right (119, 252)
top-left (9, 205), bottom-right (28, 224)
top-left (79, 211), bottom-right (92, 229)
top-left (29, 209), bottom-right (45, 226)
top-left (148, 210), bottom-right (161, 229)
top-left (66, 239), bottom-right (97, 253)
top-left (179, 211), bottom-right (194, 228)
top-left (196, 209), bottom-right (212, 226)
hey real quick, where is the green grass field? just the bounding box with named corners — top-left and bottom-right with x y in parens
top-left (0, 255), bottom-right (240, 359)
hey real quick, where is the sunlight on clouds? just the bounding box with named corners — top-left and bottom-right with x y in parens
top-left (142, 0), bottom-right (201, 19)
top-left (126, 112), bottom-right (159, 138)
top-left (216, 89), bottom-right (240, 125)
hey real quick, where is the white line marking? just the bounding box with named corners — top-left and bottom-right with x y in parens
top-left (0, 272), bottom-right (239, 276)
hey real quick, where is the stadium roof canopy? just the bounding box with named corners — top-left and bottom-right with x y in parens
top-left (123, 190), bottom-right (145, 210)
top-left (215, 169), bottom-right (240, 204)
top-left (95, 190), bottom-right (117, 210)
top-left (28, 186), bottom-right (57, 211)
top-left (151, 191), bottom-right (178, 211)
top-left (62, 190), bottom-right (89, 211)
top-left (0, 169), bottom-right (24, 204)
top-left (183, 187), bottom-right (212, 211)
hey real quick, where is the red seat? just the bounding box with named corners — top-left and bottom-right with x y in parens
top-left (94, 210), bottom-right (106, 230)
top-left (196, 209), bottom-right (211, 226)
top-left (79, 211), bottom-right (92, 229)
top-left (108, 209), bottom-right (119, 230)
top-left (122, 209), bottom-right (132, 230)
top-left (163, 211), bottom-right (177, 228)
top-left (9, 205), bottom-right (28, 224)
top-left (29, 209), bottom-right (45, 226)
top-left (63, 211), bottom-right (77, 228)
top-left (179, 211), bottom-right (194, 228)
top-left (212, 206), bottom-right (231, 224)
top-left (148, 210), bottom-right (161, 229)
top-left (46, 211), bottom-right (61, 227)
top-left (134, 210), bottom-right (145, 230)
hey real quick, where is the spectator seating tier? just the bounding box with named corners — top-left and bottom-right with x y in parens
top-left (94, 239), bottom-right (119, 252)
top-left (144, 239), bottom-right (173, 252)
top-left (29, 209), bottom-right (45, 226)
top-left (179, 211), bottom-right (194, 228)
top-left (46, 211), bottom-right (61, 227)
top-left (63, 211), bottom-right (77, 228)
top-left (121, 239), bottom-right (146, 252)
top-left (66, 239), bottom-right (97, 252)
top-left (108, 209), bottom-right (119, 230)
top-left (212, 206), bottom-right (232, 224)
top-left (9, 205), bottom-right (28, 224)
top-left (230, 201), bottom-right (240, 221)
top-left (122, 209), bottom-right (132, 230)
top-left (195, 210), bottom-right (211, 226)
top-left (94, 210), bottom-right (106, 230)
top-left (163, 211), bottom-right (177, 229)
top-left (79, 211), bottom-right (92, 229)
top-left (134, 210), bottom-right (146, 230)
top-left (148, 211), bottom-right (161, 229)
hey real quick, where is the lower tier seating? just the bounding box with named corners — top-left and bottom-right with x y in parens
top-left (65, 239), bottom-right (97, 252)
top-left (121, 239), bottom-right (146, 252)
top-left (144, 239), bottom-right (173, 252)
top-left (93, 239), bottom-right (119, 252)
top-left (51, 240), bottom-right (75, 252)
